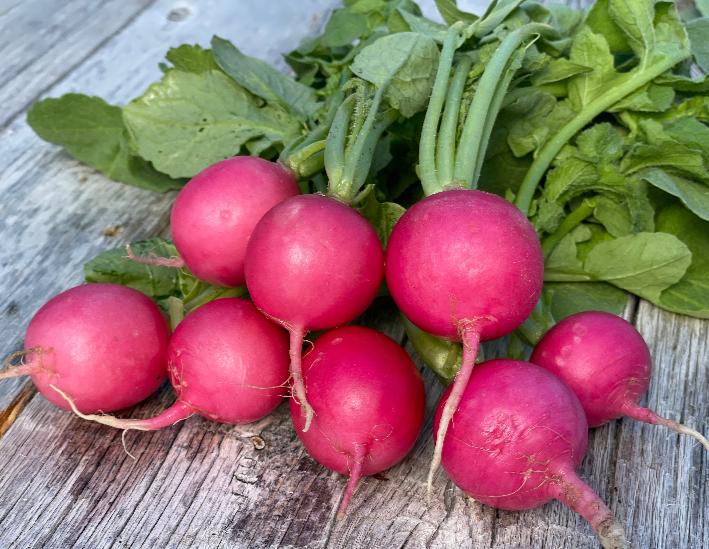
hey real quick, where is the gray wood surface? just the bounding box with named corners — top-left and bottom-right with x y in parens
top-left (0, 1), bottom-right (706, 548)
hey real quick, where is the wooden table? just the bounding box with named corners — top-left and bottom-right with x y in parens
top-left (0, 1), bottom-right (706, 547)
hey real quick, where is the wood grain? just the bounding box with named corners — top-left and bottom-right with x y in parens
top-left (0, 0), bottom-right (706, 548)
top-left (0, 0), bottom-right (156, 128)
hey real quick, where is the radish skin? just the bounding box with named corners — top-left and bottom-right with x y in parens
top-left (246, 195), bottom-right (384, 432)
top-left (290, 326), bottom-right (425, 516)
top-left (531, 311), bottom-right (709, 451)
top-left (131, 156), bottom-right (298, 287)
top-left (1, 283), bottom-right (169, 414)
top-left (435, 359), bottom-right (626, 549)
top-left (67, 298), bottom-right (289, 431)
top-left (386, 190), bottom-right (543, 491)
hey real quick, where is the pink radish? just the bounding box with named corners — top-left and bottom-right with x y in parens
top-left (435, 359), bottom-right (626, 549)
top-left (246, 194), bottom-right (384, 432)
top-left (530, 311), bottom-right (708, 451)
top-left (63, 298), bottom-right (289, 431)
top-left (1, 283), bottom-right (169, 413)
top-left (130, 156), bottom-right (298, 287)
top-left (384, 24), bottom-right (548, 490)
top-left (386, 190), bottom-right (543, 489)
top-left (290, 326), bottom-right (425, 517)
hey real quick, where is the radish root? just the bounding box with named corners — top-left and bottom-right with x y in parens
top-left (125, 244), bottom-right (185, 268)
top-left (289, 326), bottom-right (314, 432)
top-left (555, 469), bottom-right (628, 549)
top-left (427, 322), bottom-right (481, 497)
top-left (0, 347), bottom-right (44, 380)
top-left (337, 444), bottom-right (368, 518)
top-left (625, 404), bottom-right (709, 452)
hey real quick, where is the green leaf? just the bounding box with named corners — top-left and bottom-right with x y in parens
top-left (655, 72), bottom-right (709, 92)
top-left (434, 0), bottom-right (477, 26)
top-left (84, 239), bottom-right (181, 301)
top-left (518, 281), bottom-right (628, 345)
top-left (502, 91), bottom-right (575, 157)
top-left (530, 58), bottom-right (592, 86)
top-left (621, 141), bottom-right (708, 181)
top-left (593, 195), bottom-right (634, 237)
top-left (471, 0), bottom-right (527, 38)
top-left (544, 156), bottom-right (599, 203)
top-left (397, 8), bottom-right (448, 42)
top-left (608, 0), bottom-right (655, 62)
top-left (586, 0), bottom-right (631, 53)
top-left (567, 27), bottom-right (617, 111)
top-left (664, 116), bottom-right (709, 164)
top-left (27, 94), bottom-right (183, 192)
top-left (546, 224), bottom-right (592, 277)
top-left (660, 96), bottom-right (709, 123)
top-left (583, 231), bottom-right (691, 301)
top-left (85, 238), bottom-right (244, 312)
top-left (164, 44), bottom-right (219, 73)
top-left (655, 204), bottom-right (709, 318)
top-left (686, 17), bottom-right (709, 72)
top-left (356, 185), bottom-right (406, 248)
top-left (123, 70), bottom-right (301, 178)
top-left (545, 282), bottom-right (628, 321)
top-left (575, 123), bottom-right (624, 163)
top-left (698, 0), bottom-right (709, 17)
top-left (641, 168), bottom-right (709, 222)
top-left (320, 8), bottom-right (370, 48)
top-left (211, 36), bottom-right (320, 121)
top-left (351, 32), bottom-right (439, 117)
top-left (609, 83), bottom-right (675, 113)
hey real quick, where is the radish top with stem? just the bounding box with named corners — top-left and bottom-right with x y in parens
top-left (247, 75), bottom-right (400, 433)
top-left (387, 22), bottom-right (552, 494)
top-left (531, 311), bottom-right (709, 452)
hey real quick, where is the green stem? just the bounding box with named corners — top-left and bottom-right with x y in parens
top-left (472, 44), bottom-right (530, 187)
top-left (436, 56), bottom-right (473, 188)
top-left (402, 315), bottom-right (461, 384)
top-left (454, 23), bottom-right (552, 187)
top-left (284, 139), bottom-right (326, 179)
top-left (420, 24), bottom-right (464, 196)
top-left (324, 96), bottom-right (356, 196)
top-left (166, 296), bottom-right (185, 331)
top-left (541, 199), bottom-right (595, 257)
top-left (349, 109), bottom-right (398, 195)
top-left (515, 51), bottom-right (691, 215)
top-left (338, 83), bottom-right (388, 202)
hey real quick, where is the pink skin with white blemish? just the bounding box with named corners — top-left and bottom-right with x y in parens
top-left (531, 311), bottom-right (709, 450)
top-left (434, 359), bottom-right (626, 549)
top-left (131, 157), bottom-right (299, 287)
top-left (290, 326), bottom-right (425, 517)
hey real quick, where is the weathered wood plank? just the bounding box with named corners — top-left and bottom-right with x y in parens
top-left (609, 303), bottom-right (709, 549)
top-left (0, 0), bottom-right (155, 128)
top-left (0, 0), bottom-right (338, 412)
top-left (0, 0), bottom-right (707, 548)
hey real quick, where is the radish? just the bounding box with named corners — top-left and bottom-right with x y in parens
top-left (1, 283), bottom-right (169, 413)
top-left (290, 326), bottom-right (425, 517)
top-left (435, 359), bottom-right (626, 549)
top-left (386, 25), bottom-right (547, 489)
top-left (245, 79), bottom-right (397, 432)
top-left (530, 311), bottom-right (709, 451)
top-left (62, 297), bottom-right (289, 431)
top-left (129, 156), bottom-right (299, 287)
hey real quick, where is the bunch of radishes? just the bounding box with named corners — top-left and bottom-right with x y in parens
top-left (4, 20), bottom-right (708, 549)
top-left (4, 150), bottom-right (707, 549)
